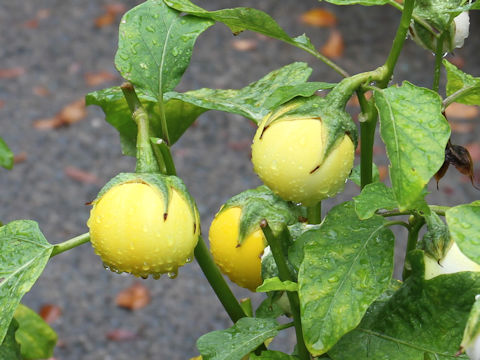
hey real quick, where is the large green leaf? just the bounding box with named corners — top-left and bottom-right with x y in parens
top-left (446, 201), bottom-right (480, 264)
top-left (163, 0), bottom-right (324, 58)
top-left (115, 0), bottom-right (214, 99)
top-left (166, 62), bottom-right (314, 124)
top-left (250, 350), bottom-right (300, 359)
top-left (413, 0), bottom-right (464, 30)
top-left (197, 317), bottom-right (278, 360)
top-left (348, 163), bottom-right (380, 186)
top-left (0, 319), bottom-right (21, 360)
top-left (0, 137), bottom-right (13, 170)
top-left (353, 182), bottom-right (397, 220)
top-left (14, 304), bottom-right (57, 360)
top-left (298, 202), bottom-right (395, 356)
top-left (0, 220), bottom-right (53, 343)
top-left (86, 87), bottom-right (206, 155)
top-left (374, 82), bottom-right (450, 212)
top-left (444, 60), bottom-right (480, 106)
top-left (329, 251), bottom-right (477, 360)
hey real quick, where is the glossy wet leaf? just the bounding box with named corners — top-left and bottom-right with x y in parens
top-left (255, 297), bottom-right (284, 319)
top-left (14, 304), bottom-right (57, 360)
top-left (250, 350), bottom-right (299, 359)
top-left (349, 163), bottom-right (380, 186)
top-left (0, 221), bottom-right (53, 344)
top-left (329, 251), bottom-right (478, 360)
top-left (197, 317), bottom-right (278, 360)
top-left (444, 60), bottom-right (480, 106)
top-left (0, 319), bottom-right (21, 360)
top-left (374, 82), bottom-right (450, 212)
top-left (353, 182), bottom-right (397, 220)
top-left (414, 0), bottom-right (464, 30)
top-left (263, 82), bottom-right (336, 109)
top-left (86, 87), bottom-right (206, 155)
top-left (298, 202), bottom-right (394, 355)
top-left (115, 0), bottom-right (213, 99)
top-left (257, 277), bottom-right (298, 292)
top-left (0, 137), bottom-right (13, 170)
top-left (166, 62), bottom-right (314, 124)
top-left (446, 201), bottom-right (480, 264)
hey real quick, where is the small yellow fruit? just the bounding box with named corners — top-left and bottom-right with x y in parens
top-left (251, 117), bottom-right (354, 206)
top-left (209, 207), bottom-right (266, 291)
top-left (88, 181), bottom-right (199, 278)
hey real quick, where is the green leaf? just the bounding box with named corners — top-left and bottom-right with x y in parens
top-left (0, 319), bottom-right (21, 360)
top-left (374, 82), bottom-right (450, 212)
top-left (14, 304), bottom-right (57, 360)
top-left (0, 137), bottom-right (13, 170)
top-left (329, 251), bottom-right (477, 360)
top-left (0, 220), bottom-right (53, 343)
top-left (115, 0), bottom-right (214, 99)
top-left (413, 0), bottom-right (464, 30)
top-left (255, 297), bottom-right (285, 319)
top-left (250, 350), bottom-right (299, 359)
top-left (461, 295), bottom-right (480, 352)
top-left (446, 201), bottom-right (480, 264)
top-left (166, 62), bottom-right (314, 124)
top-left (349, 163), bottom-right (380, 186)
top-left (163, 0), bottom-right (324, 58)
top-left (197, 317), bottom-right (278, 360)
top-left (320, 0), bottom-right (388, 5)
top-left (257, 277), bottom-right (298, 292)
top-left (353, 182), bottom-right (397, 220)
top-left (444, 60), bottom-right (480, 106)
top-left (86, 87), bottom-right (206, 155)
top-left (263, 82), bottom-right (336, 110)
top-left (298, 202), bottom-right (395, 355)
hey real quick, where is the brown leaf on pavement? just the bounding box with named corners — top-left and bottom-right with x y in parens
top-left (106, 329), bottom-right (137, 342)
top-left (300, 8), bottom-right (337, 27)
top-left (39, 304), bottom-right (62, 324)
top-left (33, 85), bottom-right (51, 97)
top-left (115, 282), bottom-right (151, 310)
top-left (231, 39), bottom-right (258, 51)
top-left (320, 30), bottom-right (344, 59)
top-left (95, 3), bottom-right (127, 28)
top-left (0, 67), bottom-right (26, 79)
top-left (13, 152), bottom-right (27, 164)
top-left (64, 166), bottom-right (101, 185)
top-left (85, 71), bottom-right (117, 86)
top-left (34, 98), bottom-right (86, 129)
top-left (445, 103), bottom-right (479, 119)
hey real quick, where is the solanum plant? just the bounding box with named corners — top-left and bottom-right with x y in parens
top-left (1, 0), bottom-right (480, 359)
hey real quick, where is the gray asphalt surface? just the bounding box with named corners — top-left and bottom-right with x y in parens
top-left (1, 1), bottom-right (479, 359)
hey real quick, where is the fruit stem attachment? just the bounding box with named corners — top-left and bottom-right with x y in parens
top-left (402, 215), bottom-right (425, 280)
top-left (260, 221), bottom-right (310, 360)
top-left (151, 137), bottom-right (177, 176)
top-left (307, 202), bottom-right (322, 224)
top-left (121, 82), bottom-right (160, 174)
top-left (50, 232), bottom-right (90, 258)
top-left (194, 236), bottom-right (247, 323)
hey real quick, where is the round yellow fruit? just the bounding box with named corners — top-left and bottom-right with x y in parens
top-left (209, 207), bottom-right (266, 291)
top-left (87, 182), bottom-right (199, 278)
top-left (251, 117), bottom-right (354, 206)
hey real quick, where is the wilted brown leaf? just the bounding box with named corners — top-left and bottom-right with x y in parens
top-left (106, 329), bottom-right (137, 342)
top-left (85, 71), bottom-right (117, 86)
top-left (445, 103), bottom-right (479, 119)
top-left (0, 67), bottom-right (26, 79)
top-left (13, 152), bottom-right (27, 164)
top-left (34, 98), bottom-right (86, 129)
top-left (320, 30), bottom-right (344, 59)
top-left (33, 85), bottom-right (50, 97)
top-left (64, 166), bottom-right (100, 185)
top-left (95, 3), bottom-right (127, 28)
top-left (231, 39), bottom-right (258, 51)
top-left (378, 165), bottom-right (388, 181)
top-left (436, 141), bottom-right (478, 189)
top-left (39, 304), bottom-right (62, 324)
top-left (300, 8), bottom-right (337, 27)
top-left (116, 282), bottom-right (151, 310)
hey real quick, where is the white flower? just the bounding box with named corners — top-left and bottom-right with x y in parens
top-left (453, 12), bottom-right (470, 49)
top-left (467, 334), bottom-right (480, 360)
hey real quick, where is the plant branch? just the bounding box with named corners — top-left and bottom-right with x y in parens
top-left (386, 0), bottom-right (439, 39)
top-left (384, 220), bottom-right (410, 230)
top-left (443, 85), bottom-right (479, 109)
top-left (295, 43), bottom-right (349, 78)
top-left (307, 202), bottom-right (322, 224)
top-left (380, 205), bottom-right (449, 218)
top-left (151, 137), bottom-right (177, 176)
top-left (50, 233), bottom-right (90, 257)
top-left (261, 222), bottom-right (310, 360)
top-left (432, 31), bottom-right (447, 93)
top-left (403, 215), bottom-right (425, 279)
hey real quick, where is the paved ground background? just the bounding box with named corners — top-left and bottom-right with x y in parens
top-left (1, 1), bottom-right (479, 359)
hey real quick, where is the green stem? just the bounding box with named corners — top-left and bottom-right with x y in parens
top-left (433, 31), bottom-right (447, 93)
top-left (50, 233), bottom-right (90, 257)
top-left (194, 236), bottom-right (246, 323)
top-left (360, 119), bottom-right (377, 189)
top-left (307, 202), bottom-right (322, 224)
top-left (380, 205), bottom-right (449, 218)
top-left (295, 43), bottom-right (349, 78)
top-left (402, 215), bottom-right (425, 279)
top-left (277, 322), bottom-right (295, 331)
top-left (443, 85), bottom-right (478, 110)
top-left (384, 220), bottom-right (410, 230)
top-left (151, 137), bottom-right (177, 176)
top-left (240, 298), bottom-right (253, 317)
top-left (158, 91), bottom-right (171, 146)
top-left (121, 83), bottom-right (159, 174)
top-left (386, 0), bottom-right (439, 39)
top-left (261, 222), bottom-right (310, 360)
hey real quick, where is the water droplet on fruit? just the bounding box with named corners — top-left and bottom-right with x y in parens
top-left (186, 257), bottom-right (193, 263)
top-left (167, 271), bottom-right (178, 279)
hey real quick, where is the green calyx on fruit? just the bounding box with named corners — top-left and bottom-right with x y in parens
top-left (87, 173), bottom-right (200, 279)
top-left (418, 212), bottom-right (452, 263)
top-left (251, 96), bottom-right (356, 206)
top-left (209, 186), bottom-right (301, 291)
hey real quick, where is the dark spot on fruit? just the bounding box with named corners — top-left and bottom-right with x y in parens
top-left (310, 165), bottom-right (320, 174)
top-left (163, 213), bottom-right (168, 221)
top-left (259, 125), bottom-right (270, 140)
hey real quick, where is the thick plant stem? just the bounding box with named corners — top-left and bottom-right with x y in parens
top-left (386, 0), bottom-right (438, 39)
top-left (402, 215), bottom-right (425, 280)
top-left (307, 203), bottom-right (322, 224)
top-left (194, 237), bottom-right (246, 323)
top-left (50, 233), bottom-right (90, 257)
top-left (443, 85), bottom-right (478, 110)
top-left (360, 119), bottom-right (376, 189)
top-left (433, 32), bottom-right (447, 93)
top-left (151, 137), bottom-right (177, 176)
top-left (261, 222), bottom-right (310, 360)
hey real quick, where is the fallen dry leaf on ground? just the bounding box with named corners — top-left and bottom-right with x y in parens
top-left (39, 304), bottom-right (62, 324)
top-left (106, 329), bottom-right (137, 342)
top-left (85, 71), bottom-right (117, 86)
top-left (300, 8), bottom-right (337, 27)
top-left (445, 103), bottom-right (479, 119)
top-left (0, 67), bottom-right (26, 79)
top-left (320, 30), bottom-right (344, 59)
top-left (95, 3), bottom-right (127, 28)
top-left (64, 166), bottom-right (100, 185)
top-left (34, 98), bottom-right (86, 129)
top-left (33, 85), bottom-right (50, 97)
top-left (116, 282), bottom-right (151, 310)
top-left (231, 39), bottom-right (258, 51)
top-left (13, 152), bottom-right (27, 164)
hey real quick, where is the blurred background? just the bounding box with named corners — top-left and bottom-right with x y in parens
top-left (0, 1), bottom-right (479, 359)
